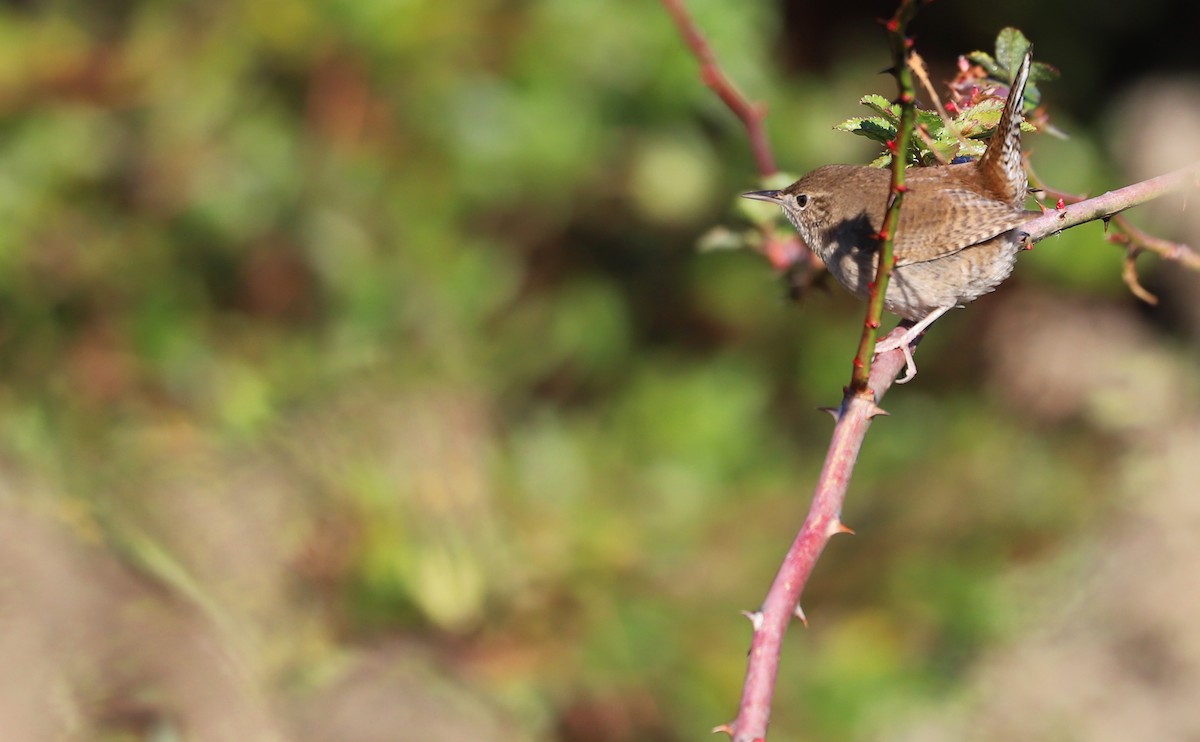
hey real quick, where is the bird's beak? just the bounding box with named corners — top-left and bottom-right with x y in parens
top-left (741, 190), bottom-right (783, 204)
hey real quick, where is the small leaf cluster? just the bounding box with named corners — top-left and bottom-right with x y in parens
top-left (836, 27), bottom-right (1060, 167)
top-left (964, 27), bottom-right (1061, 110)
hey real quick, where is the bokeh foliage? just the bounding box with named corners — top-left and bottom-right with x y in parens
top-left (0, 0), bottom-right (1181, 740)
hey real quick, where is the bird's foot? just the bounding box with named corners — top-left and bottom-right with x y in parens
top-left (873, 306), bottom-right (953, 384)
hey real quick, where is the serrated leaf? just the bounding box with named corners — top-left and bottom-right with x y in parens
top-left (956, 98), bottom-right (1004, 137)
top-left (869, 153), bottom-right (891, 168)
top-left (954, 139), bottom-right (986, 159)
top-left (915, 108), bottom-right (947, 138)
top-left (835, 116), bottom-right (896, 145)
top-left (834, 117), bottom-right (863, 132)
top-left (994, 27), bottom-right (1031, 81)
top-left (860, 94), bottom-right (900, 122)
top-left (966, 51), bottom-right (1000, 76)
top-left (925, 132), bottom-right (965, 163)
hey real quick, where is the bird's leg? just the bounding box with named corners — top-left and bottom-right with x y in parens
top-left (874, 306), bottom-right (953, 384)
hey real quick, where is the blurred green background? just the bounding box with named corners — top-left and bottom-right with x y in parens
top-left (1, 0), bottom-right (1198, 740)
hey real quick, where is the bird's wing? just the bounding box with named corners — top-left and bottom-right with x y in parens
top-left (894, 187), bottom-right (1034, 266)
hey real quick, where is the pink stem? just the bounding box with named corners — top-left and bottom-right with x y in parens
top-left (658, 0), bottom-right (777, 177)
top-left (721, 334), bottom-right (909, 741)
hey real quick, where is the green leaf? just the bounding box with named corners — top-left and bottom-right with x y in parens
top-left (1022, 84), bottom-right (1043, 110)
top-left (915, 108), bottom-right (946, 139)
top-left (860, 94), bottom-right (900, 123)
top-left (994, 27), bottom-right (1031, 81)
top-left (835, 117), bottom-right (896, 145)
top-left (955, 98), bottom-right (1004, 138)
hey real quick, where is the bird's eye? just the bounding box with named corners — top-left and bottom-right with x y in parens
top-left (795, 194), bottom-right (809, 209)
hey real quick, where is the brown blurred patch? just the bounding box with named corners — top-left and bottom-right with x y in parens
top-left (981, 288), bottom-right (1191, 431)
top-left (0, 502), bottom-right (282, 740)
top-left (66, 316), bottom-right (140, 405)
top-left (556, 688), bottom-right (677, 742)
top-left (236, 238), bottom-right (320, 324)
top-left (288, 642), bottom-right (525, 742)
top-left (883, 290), bottom-right (1200, 741)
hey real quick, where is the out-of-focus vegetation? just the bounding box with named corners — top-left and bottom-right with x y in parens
top-left (0, 0), bottom-right (1197, 740)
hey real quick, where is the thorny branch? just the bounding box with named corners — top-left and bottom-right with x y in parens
top-left (660, 1), bottom-right (1200, 741)
top-left (1027, 160), bottom-right (1200, 303)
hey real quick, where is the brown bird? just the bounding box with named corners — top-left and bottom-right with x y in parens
top-left (744, 50), bottom-right (1037, 382)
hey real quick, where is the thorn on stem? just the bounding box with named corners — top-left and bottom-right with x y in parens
top-left (794, 604), bottom-right (808, 627)
top-left (827, 518), bottom-right (856, 538)
top-left (741, 610), bottom-right (765, 631)
top-left (712, 723), bottom-right (734, 737)
top-left (818, 406), bottom-right (841, 421)
top-left (864, 399), bottom-right (890, 418)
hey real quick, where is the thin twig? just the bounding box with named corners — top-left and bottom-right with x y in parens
top-left (659, 0), bottom-right (776, 177)
top-left (1120, 246), bottom-right (1158, 305)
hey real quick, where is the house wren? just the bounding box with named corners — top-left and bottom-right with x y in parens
top-left (745, 50), bottom-right (1037, 381)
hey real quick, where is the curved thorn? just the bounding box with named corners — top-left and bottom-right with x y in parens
top-left (864, 400), bottom-right (890, 418)
top-left (828, 519), bottom-right (856, 538)
top-left (741, 610), bottom-right (765, 631)
top-left (794, 603), bottom-right (808, 627)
